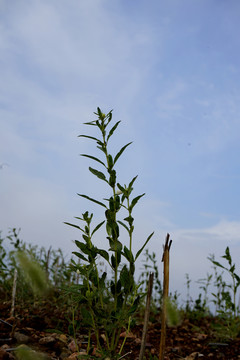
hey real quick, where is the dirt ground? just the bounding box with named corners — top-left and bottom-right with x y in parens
top-left (1, 299), bottom-right (240, 360)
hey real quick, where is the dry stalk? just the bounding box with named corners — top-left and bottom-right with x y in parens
top-left (139, 272), bottom-right (154, 360)
top-left (159, 233), bottom-right (172, 360)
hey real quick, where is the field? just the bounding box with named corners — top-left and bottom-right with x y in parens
top-left (1, 228), bottom-right (240, 360)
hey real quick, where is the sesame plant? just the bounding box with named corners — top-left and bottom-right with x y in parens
top-left (65, 108), bottom-right (154, 358)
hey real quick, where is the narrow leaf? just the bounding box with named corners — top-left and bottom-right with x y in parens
top-left (83, 120), bottom-right (97, 126)
top-left (72, 251), bottom-right (88, 262)
top-left (129, 175), bottom-right (138, 189)
top-left (78, 134), bottom-right (100, 142)
top-left (98, 249), bottom-right (109, 262)
top-left (77, 194), bottom-right (107, 208)
top-left (97, 145), bottom-right (107, 155)
top-left (89, 167), bottom-right (107, 182)
top-left (91, 220), bottom-right (105, 236)
top-left (234, 273), bottom-right (240, 283)
top-left (107, 121), bottom-right (121, 142)
top-left (135, 232), bottom-right (154, 261)
top-left (117, 183), bottom-right (125, 193)
top-left (114, 142), bottom-right (132, 165)
top-left (210, 260), bottom-right (227, 271)
top-left (63, 222), bottom-right (84, 232)
top-left (118, 220), bottom-right (130, 234)
top-left (75, 240), bottom-right (87, 251)
top-left (130, 193), bottom-right (145, 210)
top-left (123, 246), bottom-right (134, 262)
top-left (80, 154), bottom-right (106, 167)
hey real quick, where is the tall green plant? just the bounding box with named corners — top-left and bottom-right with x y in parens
top-left (65, 108), bottom-right (154, 358)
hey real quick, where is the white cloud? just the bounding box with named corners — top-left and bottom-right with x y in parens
top-left (174, 220), bottom-right (240, 244)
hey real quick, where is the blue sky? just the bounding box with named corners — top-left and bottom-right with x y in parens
top-left (1, 0), bottom-right (240, 301)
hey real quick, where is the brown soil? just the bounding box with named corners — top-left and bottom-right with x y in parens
top-left (1, 300), bottom-right (240, 360)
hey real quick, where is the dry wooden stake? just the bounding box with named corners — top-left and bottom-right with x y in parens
top-left (159, 233), bottom-right (172, 360)
top-left (139, 272), bottom-right (154, 360)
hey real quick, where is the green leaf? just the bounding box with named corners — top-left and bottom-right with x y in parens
top-left (128, 175), bottom-right (138, 190)
top-left (106, 110), bottom-right (113, 126)
top-left (111, 254), bottom-right (116, 269)
top-left (122, 246), bottom-right (134, 262)
top-left (234, 273), bottom-right (240, 284)
top-left (106, 222), bottom-right (112, 236)
top-left (118, 220), bottom-right (130, 234)
top-left (130, 193), bottom-right (145, 211)
top-left (108, 154), bottom-right (114, 169)
top-left (72, 251), bottom-right (88, 262)
top-left (63, 222), bottom-right (84, 232)
top-left (123, 215), bottom-right (134, 226)
top-left (97, 249), bottom-right (109, 262)
top-left (210, 259), bottom-right (227, 271)
top-left (96, 145), bottom-right (107, 155)
top-left (80, 154), bottom-right (106, 167)
top-left (82, 234), bottom-right (90, 243)
top-left (107, 121), bottom-right (121, 142)
top-left (78, 194), bottom-right (107, 208)
top-left (83, 120), bottom-right (96, 126)
top-left (135, 232), bottom-right (154, 261)
top-left (89, 167), bottom-right (107, 182)
top-left (128, 296), bottom-right (140, 315)
top-left (78, 134), bottom-right (100, 142)
top-left (109, 169), bottom-right (116, 188)
top-left (75, 240), bottom-right (88, 252)
top-left (114, 142), bottom-right (132, 165)
top-left (120, 265), bottom-right (130, 291)
top-left (91, 220), bottom-right (105, 236)
top-left (116, 279), bottom-right (122, 293)
top-left (110, 280), bottom-right (115, 295)
top-left (117, 183), bottom-right (126, 194)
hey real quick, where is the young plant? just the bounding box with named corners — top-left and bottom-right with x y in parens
top-left (65, 108), bottom-right (154, 358)
top-left (208, 248), bottom-right (240, 340)
top-left (208, 247), bottom-right (240, 317)
top-left (209, 254), bottom-right (227, 315)
top-left (195, 272), bottom-right (212, 314)
top-left (184, 273), bottom-right (192, 313)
